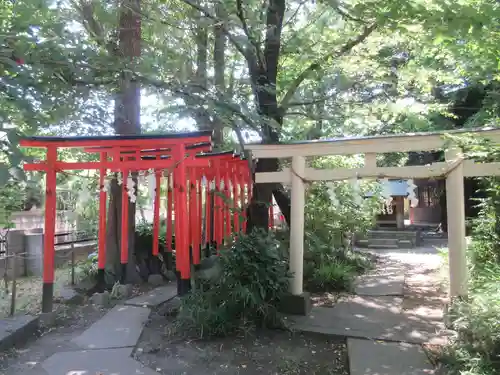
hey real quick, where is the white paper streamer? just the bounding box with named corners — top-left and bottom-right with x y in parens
top-left (327, 182), bottom-right (338, 206)
top-left (147, 170), bottom-right (156, 199)
top-left (127, 176), bottom-right (136, 203)
top-left (350, 177), bottom-right (362, 205)
top-left (406, 179), bottom-right (419, 208)
top-left (79, 181), bottom-right (91, 203)
top-left (102, 179), bottom-right (111, 193)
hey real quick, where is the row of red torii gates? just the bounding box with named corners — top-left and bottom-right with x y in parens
top-left (20, 131), bottom-right (279, 313)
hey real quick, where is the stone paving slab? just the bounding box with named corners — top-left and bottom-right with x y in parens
top-left (348, 338), bottom-right (434, 375)
top-left (0, 315), bottom-right (39, 351)
top-left (289, 297), bottom-right (445, 344)
top-left (41, 348), bottom-right (158, 375)
top-left (355, 274), bottom-right (405, 296)
top-left (72, 305), bottom-right (150, 350)
top-left (125, 283), bottom-right (177, 307)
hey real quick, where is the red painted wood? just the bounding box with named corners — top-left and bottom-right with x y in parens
top-left (174, 144), bottom-right (190, 279)
top-left (20, 136), bottom-right (210, 149)
top-left (232, 166), bottom-right (239, 234)
top-left (224, 171), bottom-right (231, 240)
top-left (166, 175), bottom-right (173, 252)
top-left (205, 176), bottom-right (212, 246)
top-left (120, 170), bottom-right (130, 264)
top-left (197, 178), bottom-right (203, 254)
top-left (43, 147), bottom-right (58, 284)
top-left (98, 152), bottom-right (108, 269)
top-left (189, 170), bottom-right (200, 264)
top-left (152, 169), bottom-right (162, 256)
top-left (214, 161), bottom-right (222, 249)
top-left (23, 158), bottom-right (209, 172)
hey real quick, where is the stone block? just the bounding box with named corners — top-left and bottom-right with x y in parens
top-left (90, 291), bottom-right (111, 307)
top-left (72, 305), bottom-right (150, 350)
top-left (114, 284), bottom-right (133, 299)
top-left (54, 286), bottom-right (84, 305)
top-left (6, 230), bottom-right (26, 278)
top-left (279, 292), bottom-right (312, 316)
top-left (147, 274), bottom-right (164, 286)
top-left (25, 232), bottom-right (44, 277)
top-left (348, 338), bottom-right (433, 375)
top-left (0, 314), bottom-right (39, 351)
top-left (125, 284), bottom-right (177, 307)
top-left (39, 312), bottom-right (57, 329)
top-left (42, 348), bottom-right (159, 375)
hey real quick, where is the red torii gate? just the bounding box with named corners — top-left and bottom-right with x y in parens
top-left (19, 131), bottom-right (260, 313)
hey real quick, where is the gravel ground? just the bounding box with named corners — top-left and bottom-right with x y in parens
top-left (135, 306), bottom-right (349, 375)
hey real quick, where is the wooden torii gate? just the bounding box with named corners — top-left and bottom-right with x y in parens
top-left (246, 128), bottom-right (500, 314)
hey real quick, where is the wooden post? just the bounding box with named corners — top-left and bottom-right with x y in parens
top-left (97, 152), bottom-right (107, 288)
top-left (42, 147), bottom-right (57, 313)
top-left (289, 156), bottom-right (306, 295)
top-left (364, 153), bottom-right (377, 168)
top-left (120, 169), bottom-right (130, 283)
top-left (152, 169), bottom-right (161, 256)
top-left (395, 197), bottom-right (405, 229)
top-left (445, 147), bottom-right (468, 297)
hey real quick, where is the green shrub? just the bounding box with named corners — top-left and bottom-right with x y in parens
top-left (309, 261), bottom-right (356, 292)
top-left (76, 253), bottom-right (98, 282)
top-left (440, 276), bottom-right (500, 375)
top-left (439, 177), bottom-right (500, 375)
top-left (303, 230), bottom-right (372, 292)
top-left (176, 229), bottom-right (290, 338)
top-left (300, 163), bottom-right (377, 293)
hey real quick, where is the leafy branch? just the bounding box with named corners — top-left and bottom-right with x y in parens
top-left (279, 22), bottom-right (377, 111)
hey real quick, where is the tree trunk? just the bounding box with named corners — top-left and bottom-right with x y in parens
top-left (212, 2), bottom-right (226, 147)
top-left (105, 0), bottom-right (142, 283)
top-left (246, 0), bottom-right (289, 231)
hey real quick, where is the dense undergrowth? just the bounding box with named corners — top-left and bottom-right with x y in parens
top-left (437, 137), bottom-right (500, 375)
top-left (177, 229), bottom-right (290, 338)
top-left (439, 200), bottom-right (500, 375)
top-left (177, 170), bottom-right (376, 338)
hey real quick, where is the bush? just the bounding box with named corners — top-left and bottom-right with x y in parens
top-left (176, 229), bottom-right (290, 338)
top-left (309, 261), bottom-right (356, 292)
top-left (300, 161), bottom-right (377, 292)
top-left (440, 276), bottom-right (500, 375)
top-left (439, 183), bottom-right (500, 375)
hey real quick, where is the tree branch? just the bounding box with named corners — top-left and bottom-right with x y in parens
top-left (72, 0), bottom-right (118, 55)
top-left (236, 0), bottom-right (264, 66)
top-left (331, 3), bottom-right (367, 24)
top-left (177, 0), bottom-right (251, 62)
top-left (279, 22), bottom-right (377, 111)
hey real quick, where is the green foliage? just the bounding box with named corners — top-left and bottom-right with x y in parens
top-left (309, 261), bottom-right (356, 292)
top-left (439, 140), bottom-right (500, 375)
top-left (76, 253), bottom-right (99, 282)
top-left (300, 156), bottom-right (376, 292)
top-left (0, 182), bottom-right (23, 229)
top-left (176, 230), bottom-right (290, 338)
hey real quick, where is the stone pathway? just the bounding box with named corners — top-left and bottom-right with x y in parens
top-left (15, 283), bottom-right (177, 375)
top-left (4, 246), bottom-right (448, 375)
top-left (290, 245), bottom-right (448, 375)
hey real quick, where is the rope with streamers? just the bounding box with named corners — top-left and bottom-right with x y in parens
top-left (288, 156), bottom-right (465, 185)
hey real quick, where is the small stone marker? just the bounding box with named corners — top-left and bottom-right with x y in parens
top-left (147, 274), bottom-right (164, 286)
top-left (90, 291), bottom-right (111, 307)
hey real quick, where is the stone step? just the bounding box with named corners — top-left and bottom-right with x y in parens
top-left (367, 238), bottom-right (400, 249)
top-left (348, 338), bottom-right (434, 375)
top-left (42, 348), bottom-right (158, 375)
top-left (72, 305), bottom-right (150, 350)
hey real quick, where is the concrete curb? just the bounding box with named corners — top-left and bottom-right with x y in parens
top-left (0, 315), bottom-right (40, 352)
